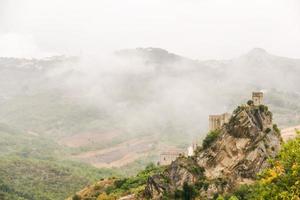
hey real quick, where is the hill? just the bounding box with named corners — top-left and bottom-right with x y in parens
top-left (144, 102), bottom-right (282, 199)
top-left (0, 122), bottom-right (121, 200)
top-left (1, 48), bottom-right (300, 170)
top-left (0, 156), bottom-right (119, 200)
top-left (1, 48), bottom-right (300, 199)
top-left (67, 100), bottom-right (286, 199)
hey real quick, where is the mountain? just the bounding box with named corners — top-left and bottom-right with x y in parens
top-left (0, 56), bottom-right (78, 100)
top-left (0, 48), bottom-right (300, 199)
top-left (68, 100), bottom-right (283, 199)
top-left (0, 48), bottom-right (300, 169)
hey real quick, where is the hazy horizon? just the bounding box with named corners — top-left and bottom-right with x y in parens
top-left (1, 2), bottom-right (300, 199)
top-left (0, 0), bottom-right (300, 59)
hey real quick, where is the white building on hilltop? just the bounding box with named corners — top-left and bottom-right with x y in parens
top-left (187, 143), bottom-right (198, 156)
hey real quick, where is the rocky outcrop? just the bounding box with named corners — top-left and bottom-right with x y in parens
top-left (144, 103), bottom-right (282, 199)
top-left (67, 102), bottom-right (283, 200)
top-left (144, 156), bottom-right (204, 199)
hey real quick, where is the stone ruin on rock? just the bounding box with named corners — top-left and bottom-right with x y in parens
top-left (209, 113), bottom-right (231, 131)
top-left (252, 91), bottom-right (263, 106)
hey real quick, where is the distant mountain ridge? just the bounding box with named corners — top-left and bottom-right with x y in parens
top-left (1, 47), bottom-right (300, 199)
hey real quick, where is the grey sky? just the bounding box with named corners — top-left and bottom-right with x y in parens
top-left (0, 0), bottom-right (299, 59)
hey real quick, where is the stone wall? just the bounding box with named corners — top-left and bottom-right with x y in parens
top-left (209, 113), bottom-right (231, 131)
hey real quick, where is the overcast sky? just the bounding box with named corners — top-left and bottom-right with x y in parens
top-left (0, 0), bottom-right (299, 59)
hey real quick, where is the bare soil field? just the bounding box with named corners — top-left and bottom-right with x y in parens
top-left (281, 125), bottom-right (300, 142)
top-left (71, 136), bottom-right (157, 167)
top-left (59, 124), bottom-right (300, 169)
top-left (58, 131), bottom-right (121, 148)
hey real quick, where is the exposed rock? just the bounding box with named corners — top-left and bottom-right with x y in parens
top-left (144, 103), bottom-right (282, 199)
top-left (144, 156), bottom-right (204, 199)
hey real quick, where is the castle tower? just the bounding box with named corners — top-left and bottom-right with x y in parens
top-left (209, 113), bottom-right (231, 131)
top-left (252, 92), bottom-right (263, 106)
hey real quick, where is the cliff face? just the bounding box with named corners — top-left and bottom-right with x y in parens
top-left (144, 104), bottom-right (282, 199)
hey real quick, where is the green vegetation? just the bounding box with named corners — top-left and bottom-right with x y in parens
top-left (105, 163), bottom-right (165, 197)
top-left (148, 130), bottom-right (300, 200)
top-left (0, 122), bottom-right (66, 160)
top-left (232, 105), bottom-right (247, 115)
top-left (182, 182), bottom-right (197, 200)
top-left (72, 163), bottom-right (166, 199)
top-left (0, 156), bottom-right (119, 200)
top-left (273, 124), bottom-right (280, 135)
top-left (248, 132), bottom-right (300, 199)
top-left (68, 131), bottom-right (300, 200)
top-left (259, 104), bottom-right (268, 112)
top-left (225, 132), bottom-right (300, 200)
top-left (0, 121), bottom-right (123, 200)
top-left (0, 92), bottom-right (111, 139)
top-left (118, 154), bottom-right (159, 176)
top-left (176, 156), bottom-right (205, 177)
top-left (247, 100), bottom-right (254, 106)
top-left (265, 127), bottom-right (271, 133)
top-left (202, 130), bottom-right (221, 149)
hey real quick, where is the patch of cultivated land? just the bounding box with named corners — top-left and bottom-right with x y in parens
top-left (59, 124), bottom-right (300, 169)
top-left (281, 125), bottom-right (300, 142)
top-left (58, 131), bottom-right (121, 148)
top-left (72, 137), bottom-right (157, 168)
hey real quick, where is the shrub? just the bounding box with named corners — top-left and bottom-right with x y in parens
top-left (72, 194), bottom-right (81, 200)
top-left (265, 128), bottom-right (271, 133)
top-left (194, 180), bottom-right (207, 190)
top-left (202, 130), bottom-right (221, 149)
top-left (247, 100), bottom-right (254, 106)
top-left (259, 105), bottom-right (268, 112)
top-left (190, 166), bottom-right (205, 176)
top-left (228, 196), bottom-right (239, 200)
top-left (174, 189), bottom-right (183, 199)
top-left (215, 195), bottom-right (225, 200)
top-left (182, 182), bottom-right (197, 200)
top-left (97, 193), bottom-right (115, 200)
top-left (114, 178), bottom-right (128, 188)
top-left (230, 184), bottom-right (252, 200)
top-left (272, 124), bottom-right (280, 134)
top-left (233, 106), bottom-right (243, 114)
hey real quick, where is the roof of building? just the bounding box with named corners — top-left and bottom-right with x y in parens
top-left (160, 151), bottom-right (182, 156)
top-left (252, 92), bottom-right (263, 96)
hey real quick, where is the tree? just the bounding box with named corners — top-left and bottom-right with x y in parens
top-left (183, 182), bottom-right (196, 200)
